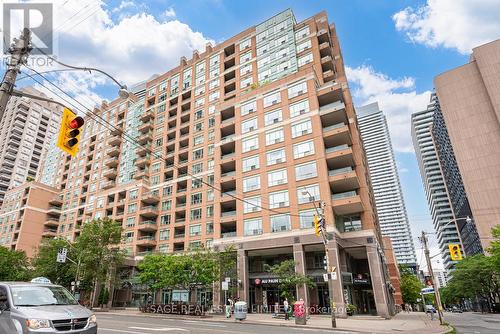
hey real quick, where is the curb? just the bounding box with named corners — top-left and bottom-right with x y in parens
top-left (100, 311), bottom-right (363, 333)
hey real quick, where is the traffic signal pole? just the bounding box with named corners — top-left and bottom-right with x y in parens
top-left (0, 28), bottom-right (31, 122)
top-left (421, 231), bottom-right (444, 325)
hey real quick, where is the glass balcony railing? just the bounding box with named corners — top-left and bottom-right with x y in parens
top-left (325, 144), bottom-right (349, 153)
top-left (328, 166), bottom-right (354, 176)
top-left (322, 122), bottom-right (346, 132)
top-left (332, 191), bottom-right (357, 200)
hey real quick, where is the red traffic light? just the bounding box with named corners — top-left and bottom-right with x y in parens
top-left (69, 116), bottom-right (84, 129)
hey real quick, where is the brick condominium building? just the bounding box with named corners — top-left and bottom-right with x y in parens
top-left (0, 9), bottom-right (399, 317)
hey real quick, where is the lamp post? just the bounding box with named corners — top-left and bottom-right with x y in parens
top-left (440, 216), bottom-right (472, 257)
top-left (301, 189), bottom-right (336, 328)
top-left (55, 237), bottom-right (82, 296)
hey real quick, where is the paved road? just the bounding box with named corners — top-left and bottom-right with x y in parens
top-left (95, 313), bottom-right (355, 334)
top-left (444, 312), bottom-right (500, 334)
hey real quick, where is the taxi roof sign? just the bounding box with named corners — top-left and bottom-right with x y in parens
top-left (31, 277), bottom-right (52, 284)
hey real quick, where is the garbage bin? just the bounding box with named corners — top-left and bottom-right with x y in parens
top-left (294, 300), bottom-right (306, 325)
top-left (234, 301), bottom-right (247, 321)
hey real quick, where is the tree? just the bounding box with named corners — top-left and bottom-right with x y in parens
top-left (74, 218), bottom-right (125, 306)
top-left (264, 259), bottom-right (315, 301)
top-left (399, 265), bottom-right (423, 304)
top-left (31, 238), bottom-right (77, 287)
top-left (0, 246), bottom-right (30, 281)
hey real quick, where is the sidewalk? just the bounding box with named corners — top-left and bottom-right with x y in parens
top-left (101, 308), bottom-right (452, 334)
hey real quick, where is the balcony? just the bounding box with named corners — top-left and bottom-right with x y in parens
top-left (319, 41), bottom-right (333, 57)
top-left (138, 220), bottom-right (158, 232)
top-left (110, 126), bottom-right (122, 136)
top-left (134, 169), bottom-right (149, 180)
top-left (48, 196), bottom-right (63, 206)
top-left (139, 109), bottom-right (155, 122)
top-left (136, 155), bottom-right (151, 168)
top-left (105, 157), bottom-right (119, 168)
top-left (137, 236), bottom-right (157, 246)
top-left (323, 69), bottom-right (335, 82)
top-left (138, 122), bottom-right (153, 133)
top-left (141, 192), bottom-right (160, 204)
top-left (331, 191), bottom-right (363, 215)
top-left (47, 206), bottom-right (61, 216)
top-left (138, 132), bottom-right (153, 144)
top-left (323, 122), bottom-right (351, 146)
top-left (106, 145), bottom-right (121, 157)
top-left (221, 152), bottom-right (235, 161)
top-left (325, 144), bottom-right (354, 168)
top-left (328, 167), bottom-right (359, 193)
top-left (108, 134), bottom-right (122, 146)
top-left (321, 55), bottom-right (334, 71)
top-left (44, 218), bottom-right (60, 227)
top-left (102, 180), bottom-right (116, 190)
top-left (103, 168), bottom-right (118, 179)
top-left (221, 232), bottom-right (237, 238)
top-left (140, 205), bottom-right (159, 218)
top-left (42, 229), bottom-right (58, 237)
top-left (136, 146), bottom-right (150, 156)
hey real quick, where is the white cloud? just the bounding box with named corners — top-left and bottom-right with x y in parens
top-left (2, 0), bottom-right (213, 109)
top-left (393, 0), bottom-right (500, 54)
top-left (346, 65), bottom-right (431, 153)
top-left (164, 7), bottom-right (176, 18)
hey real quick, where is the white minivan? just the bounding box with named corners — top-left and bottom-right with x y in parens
top-left (0, 282), bottom-right (97, 334)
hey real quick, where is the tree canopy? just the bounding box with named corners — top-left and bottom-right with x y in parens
top-left (31, 238), bottom-right (77, 286)
top-left (399, 265), bottom-right (423, 304)
top-left (264, 259), bottom-right (315, 301)
top-left (0, 246), bottom-right (30, 281)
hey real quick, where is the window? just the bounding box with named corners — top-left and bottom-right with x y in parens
top-left (295, 26), bottom-right (310, 40)
top-left (288, 81), bottom-right (307, 98)
top-left (206, 221), bottom-right (214, 234)
top-left (268, 169), bottom-right (287, 187)
top-left (129, 189), bottom-right (138, 199)
top-left (289, 99), bottom-right (310, 118)
top-left (269, 191), bottom-right (289, 208)
top-left (243, 175), bottom-right (260, 192)
top-left (160, 229), bottom-right (170, 241)
top-left (265, 128), bottom-right (284, 145)
top-left (297, 184), bottom-right (320, 204)
top-left (244, 218), bottom-right (262, 236)
top-left (152, 162), bottom-right (161, 173)
top-left (295, 161), bottom-right (317, 180)
top-left (195, 98), bottom-right (205, 107)
top-left (194, 135), bottom-right (204, 146)
top-left (293, 140), bottom-right (315, 158)
top-left (193, 148), bottom-right (203, 160)
top-left (161, 200), bottom-right (172, 210)
top-left (209, 91), bottom-right (219, 102)
top-left (299, 209), bottom-right (316, 229)
top-left (241, 101), bottom-right (256, 116)
top-left (126, 217), bottom-right (135, 228)
top-left (240, 76), bottom-right (253, 88)
top-left (190, 224), bottom-right (202, 236)
top-left (240, 64), bottom-right (252, 76)
top-left (209, 54), bottom-right (219, 67)
top-left (270, 214), bottom-right (291, 232)
top-left (163, 186), bottom-right (172, 196)
top-left (298, 53), bottom-right (313, 67)
top-left (209, 68), bottom-right (219, 79)
top-left (243, 196), bottom-right (261, 213)
top-left (128, 203), bottom-right (137, 213)
top-left (240, 51), bottom-right (252, 63)
top-left (239, 38), bottom-right (251, 50)
top-left (159, 245), bottom-right (169, 253)
top-left (263, 91), bottom-right (281, 108)
top-left (195, 110), bottom-right (204, 120)
top-left (242, 155), bottom-right (259, 172)
top-left (206, 205), bottom-right (214, 217)
top-left (160, 214), bottom-right (171, 225)
top-left (191, 193), bottom-right (202, 205)
top-left (191, 178), bottom-right (202, 189)
top-left (190, 208), bottom-right (202, 220)
top-left (242, 136), bottom-right (259, 153)
top-left (195, 86), bottom-right (205, 96)
top-left (266, 148), bottom-right (286, 166)
top-left (241, 118), bottom-right (258, 133)
top-left (297, 40), bottom-right (311, 53)
top-left (264, 109), bottom-right (282, 125)
top-left (291, 119), bottom-right (312, 138)
top-left (209, 79), bottom-right (219, 90)
top-left (338, 216), bottom-right (362, 232)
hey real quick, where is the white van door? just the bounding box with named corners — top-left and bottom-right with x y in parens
top-left (0, 287), bottom-right (18, 334)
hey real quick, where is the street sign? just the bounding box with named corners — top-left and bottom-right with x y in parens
top-left (331, 272), bottom-right (338, 280)
top-left (56, 248), bottom-right (68, 263)
top-left (222, 281), bottom-right (229, 291)
top-left (323, 274), bottom-right (329, 282)
top-left (225, 277), bottom-right (231, 283)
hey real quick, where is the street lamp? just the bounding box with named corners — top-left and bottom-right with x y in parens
top-left (301, 189), bottom-right (336, 328)
top-left (55, 237), bottom-right (82, 296)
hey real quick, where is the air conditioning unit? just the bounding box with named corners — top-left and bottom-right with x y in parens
top-left (250, 165), bottom-right (257, 170)
top-left (278, 202), bottom-right (286, 207)
top-left (249, 126), bottom-right (255, 131)
top-left (280, 225), bottom-right (287, 231)
top-left (297, 90), bottom-right (303, 95)
top-left (272, 100), bottom-right (278, 105)
top-left (276, 158), bottom-right (283, 163)
top-left (249, 108), bottom-right (255, 113)
top-left (302, 130), bottom-right (309, 135)
top-left (273, 118), bottom-right (279, 123)
top-left (299, 109), bottom-right (306, 115)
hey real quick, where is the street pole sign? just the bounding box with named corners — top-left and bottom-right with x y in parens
top-left (222, 281), bottom-right (229, 291)
top-left (56, 248), bottom-right (68, 263)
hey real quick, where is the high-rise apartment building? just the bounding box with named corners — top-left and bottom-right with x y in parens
top-left (435, 40), bottom-right (500, 250)
top-left (357, 102), bottom-right (417, 268)
top-left (6, 9), bottom-right (399, 317)
top-left (412, 96), bottom-right (462, 270)
top-left (0, 87), bottom-right (62, 202)
top-left (431, 95), bottom-right (483, 256)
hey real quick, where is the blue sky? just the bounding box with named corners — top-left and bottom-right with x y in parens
top-left (4, 0), bottom-right (500, 267)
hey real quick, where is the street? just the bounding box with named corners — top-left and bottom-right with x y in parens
top-left (444, 312), bottom-right (500, 334)
top-left (95, 313), bottom-right (356, 334)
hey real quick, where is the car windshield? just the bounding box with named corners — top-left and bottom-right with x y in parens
top-left (11, 286), bottom-right (78, 306)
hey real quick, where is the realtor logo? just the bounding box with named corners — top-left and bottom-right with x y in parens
top-left (2, 3), bottom-right (53, 54)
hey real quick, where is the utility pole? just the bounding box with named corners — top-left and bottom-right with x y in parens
top-left (0, 28), bottom-right (31, 121)
top-left (421, 231), bottom-right (444, 325)
top-left (320, 200), bottom-right (337, 328)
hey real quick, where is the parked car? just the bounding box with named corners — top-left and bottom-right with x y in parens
top-left (425, 305), bottom-right (437, 313)
top-left (451, 306), bottom-right (463, 313)
top-left (0, 281), bottom-right (97, 334)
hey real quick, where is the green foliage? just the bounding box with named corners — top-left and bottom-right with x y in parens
top-left (399, 264), bottom-right (423, 304)
top-left (0, 246), bottom-right (30, 281)
top-left (75, 218), bottom-right (125, 285)
top-left (98, 288), bottom-right (109, 306)
top-left (138, 247), bottom-right (235, 291)
top-left (264, 259), bottom-right (315, 301)
top-left (31, 238), bottom-right (77, 287)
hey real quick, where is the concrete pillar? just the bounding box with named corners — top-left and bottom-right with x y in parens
top-left (293, 244), bottom-right (309, 308)
top-left (212, 281), bottom-right (221, 310)
top-left (366, 246), bottom-right (390, 318)
top-left (237, 249), bottom-right (249, 303)
top-left (326, 241), bottom-right (347, 318)
top-left (155, 289), bottom-right (162, 304)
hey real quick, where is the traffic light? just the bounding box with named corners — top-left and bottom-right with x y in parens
top-left (448, 244), bottom-right (463, 261)
top-left (314, 214), bottom-right (320, 236)
top-left (57, 108), bottom-right (84, 156)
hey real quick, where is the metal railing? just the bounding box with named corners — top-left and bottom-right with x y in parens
top-left (332, 191), bottom-right (357, 200)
